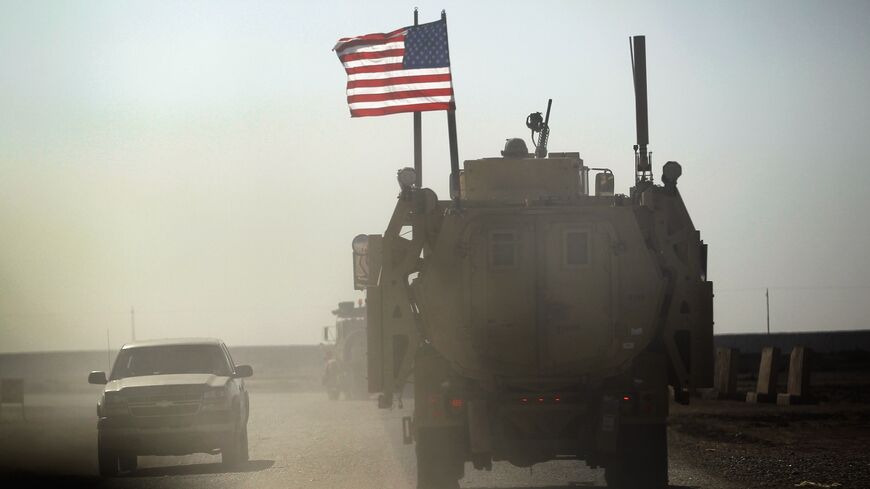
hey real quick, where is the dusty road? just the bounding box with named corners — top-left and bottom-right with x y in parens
top-left (0, 390), bottom-right (738, 488)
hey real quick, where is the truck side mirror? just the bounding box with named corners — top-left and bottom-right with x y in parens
top-left (233, 365), bottom-right (254, 378)
top-left (595, 172), bottom-right (615, 197)
top-left (88, 371), bottom-right (108, 385)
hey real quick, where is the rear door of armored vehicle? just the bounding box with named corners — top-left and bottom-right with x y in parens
top-left (468, 212), bottom-right (620, 376)
top-left (537, 215), bottom-right (617, 374)
top-left (468, 216), bottom-right (538, 374)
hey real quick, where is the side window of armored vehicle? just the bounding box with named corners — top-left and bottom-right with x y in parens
top-left (563, 230), bottom-right (589, 267)
top-left (490, 230), bottom-right (517, 269)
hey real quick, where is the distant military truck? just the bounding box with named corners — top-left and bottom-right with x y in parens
top-left (322, 301), bottom-right (368, 400)
top-left (88, 338), bottom-right (253, 476)
top-left (354, 36), bottom-right (713, 489)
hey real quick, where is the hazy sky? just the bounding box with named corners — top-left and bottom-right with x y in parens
top-left (2, 0), bottom-right (869, 352)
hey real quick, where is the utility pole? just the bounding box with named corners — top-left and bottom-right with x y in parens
top-left (765, 288), bottom-right (770, 335)
top-left (131, 306), bottom-right (136, 341)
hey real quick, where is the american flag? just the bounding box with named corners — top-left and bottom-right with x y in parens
top-left (334, 19), bottom-right (454, 117)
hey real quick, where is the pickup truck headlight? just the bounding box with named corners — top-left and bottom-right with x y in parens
top-left (102, 392), bottom-right (127, 416)
top-left (202, 387), bottom-right (229, 409)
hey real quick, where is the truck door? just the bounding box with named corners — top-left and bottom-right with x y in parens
top-left (537, 215), bottom-right (617, 373)
top-left (469, 217), bottom-right (538, 373)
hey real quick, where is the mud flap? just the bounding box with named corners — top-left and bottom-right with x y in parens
top-left (402, 416), bottom-right (414, 445)
top-left (597, 395), bottom-right (620, 453)
top-left (467, 400), bottom-right (491, 454)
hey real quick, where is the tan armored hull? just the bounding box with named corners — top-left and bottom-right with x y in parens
top-left (418, 205), bottom-right (665, 385)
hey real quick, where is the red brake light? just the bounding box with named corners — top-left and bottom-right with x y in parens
top-left (554, 395), bottom-right (561, 402)
top-left (449, 398), bottom-right (464, 409)
top-left (622, 395), bottom-right (632, 401)
top-left (520, 397), bottom-right (528, 404)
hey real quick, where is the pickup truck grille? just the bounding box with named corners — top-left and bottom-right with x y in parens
top-left (125, 392), bottom-right (203, 417)
top-left (127, 393), bottom-right (202, 404)
top-left (129, 402), bottom-right (200, 417)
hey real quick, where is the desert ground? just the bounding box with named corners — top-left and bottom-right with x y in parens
top-left (1, 346), bottom-right (868, 488)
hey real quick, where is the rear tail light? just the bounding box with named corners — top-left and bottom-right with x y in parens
top-left (518, 394), bottom-right (563, 404)
top-left (447, 398), bottom-right (465, 416)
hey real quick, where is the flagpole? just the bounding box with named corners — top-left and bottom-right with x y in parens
top-left (442, 10), bottom-right (460, 204)
top-left (413, 8), bottom-right (422, 190)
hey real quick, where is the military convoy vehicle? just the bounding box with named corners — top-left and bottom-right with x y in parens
top-left (322, 300), bottom-right (369, 400)
top-left (353, 36), bottom-right (713, 488)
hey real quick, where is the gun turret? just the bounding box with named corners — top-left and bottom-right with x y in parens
top-left (526, 98), bottom-right (553, 158)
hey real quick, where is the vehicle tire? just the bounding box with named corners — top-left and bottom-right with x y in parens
top-left (238, 425), bottom-right (250, 464)
top-left (97, 433), bottom-right (119, 477)
top-left (221, 425), bottom-right (248, 468)
top-left (604, 424), bottom-right (668, 489)
top-left (415, 427), bottom-right (463, 489)
top-left (119, 454), bottom-right (138, 473)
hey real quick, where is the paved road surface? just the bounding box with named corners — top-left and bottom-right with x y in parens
top-left (0, 391), bottom-right (737, 488)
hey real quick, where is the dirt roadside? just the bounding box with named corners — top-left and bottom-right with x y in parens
top-left (669, 399), bottom-right (870, 489)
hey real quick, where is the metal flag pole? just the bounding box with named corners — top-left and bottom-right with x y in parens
top-left (413, 8), bottom-right (422, 190)
top-left (442, 10), bottom-right (460, 204)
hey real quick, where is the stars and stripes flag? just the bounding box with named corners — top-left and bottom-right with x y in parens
top-left (334, 19), bottom-right (455, 117)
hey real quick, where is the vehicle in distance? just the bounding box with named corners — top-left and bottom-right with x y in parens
top-left (87, 337), bottom-right (253, 476)
top-left (321, 300), bottom-right (369, 400)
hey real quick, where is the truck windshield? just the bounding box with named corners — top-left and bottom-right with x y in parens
top-left (110, 345), bottom-right (232, 380)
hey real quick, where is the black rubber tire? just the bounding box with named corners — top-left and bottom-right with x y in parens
top-left (119, 454), bottom-right (138, 473)
top-left (415, 427), bottom-right (463, 489)
top-left (604, 424), bottom-right (668, 489)
top-left (238, 425), bottom-right (250, 464)
top-left (97, 433), bottom-right (119, 477)
top-left (221, 425), bottom-right (249, 468)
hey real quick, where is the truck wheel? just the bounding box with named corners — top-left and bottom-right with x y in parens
top-left (238, 425), bottom-right (250, 463)
top-left (221, 425), bottom-right (249, 468)
top-left (416, 427), bottom-right (463, 489)
top-left (604, 424), bottom-right (668, 489)
top-left (119, 454), bottom-right (138, 473)
top-left (97, 433), bottom-right (119, 477)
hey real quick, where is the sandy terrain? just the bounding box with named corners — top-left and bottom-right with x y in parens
top-left (0, 388), bottom-right (742, 489)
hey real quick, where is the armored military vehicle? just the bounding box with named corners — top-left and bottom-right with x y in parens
top-left (322, 301), bottom-right (369, 400)
top-left (354, 36), bottom-right (712, 489)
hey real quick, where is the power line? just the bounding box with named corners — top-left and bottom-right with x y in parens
top-left (716, 285), bottom-right (870, 293)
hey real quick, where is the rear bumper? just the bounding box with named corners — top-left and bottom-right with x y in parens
top-left (464, 394), bottom-right (667, 465)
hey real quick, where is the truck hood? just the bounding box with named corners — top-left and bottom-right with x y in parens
top-left (105, 374), bottom-right (229, 393)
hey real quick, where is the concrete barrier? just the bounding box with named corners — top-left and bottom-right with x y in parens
top-left (746, 346), bottom-right (780, 403)
top-left (777, 346), bottom-right (816, 405)
top-left (0, 378), bottom-right (26, 420)
top-left (714, 347), bottom-right (740, 399)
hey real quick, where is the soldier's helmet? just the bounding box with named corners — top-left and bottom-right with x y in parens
top-left (501, 138), bottom-right (529, 157)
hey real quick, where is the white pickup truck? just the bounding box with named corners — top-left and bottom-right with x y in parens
top-left (88, 338), bottom-right (253, 476)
